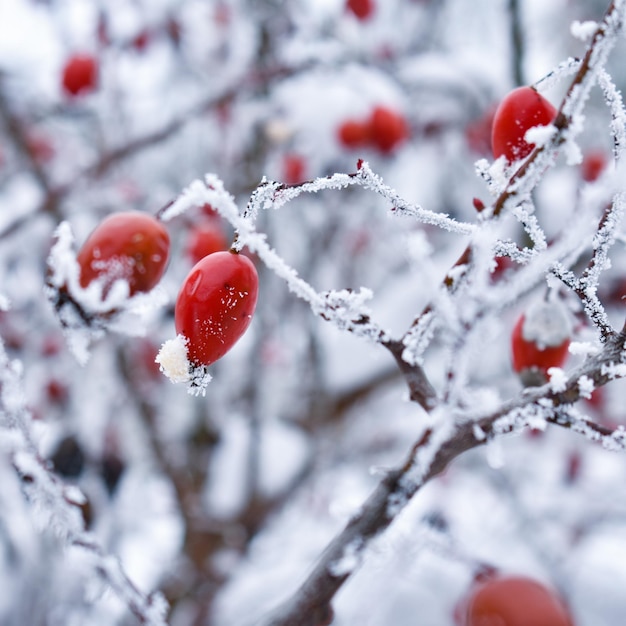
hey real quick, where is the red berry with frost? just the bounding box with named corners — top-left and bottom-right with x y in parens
top-left (186, 221), bottom-right (228, 265)
top-left (62, 54), bottom-right (99, 97)
top-left (368, 105), bottom-right (408, 154)
top-left (511, 299), bottom-right (571, 385)
top-left (461, 575), bottom-right (574, 626)
top-left (77, 211), bottom-right (170, 297)
top-left (175, 251), bottom-right (258, 367)
top-left (346, 0), bottom-right (375, 20)
top-left (491, 86), bottom-right (557, 163)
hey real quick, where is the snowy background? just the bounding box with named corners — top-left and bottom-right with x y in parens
top-left (1, 0), bottom-right (626, 624)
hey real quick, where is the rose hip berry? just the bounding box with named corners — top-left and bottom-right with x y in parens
top-left (186, 221), bottom-right (228, 265)
top-left (511, 299), bottom-right (572, 385)
top-left (62, 54), bottom-right (99, 97)
top-left (175, 251), bottom-right (259, 367)
top-left (346, 0), bottom-right (375, 20)
top-left (461, 575), bottom-right (574, 626)
top-left (491, 86), bottom-right (557, 163)
top-left (77, 211), bottom-right (170, 297)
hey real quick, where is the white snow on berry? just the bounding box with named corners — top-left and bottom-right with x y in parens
top-left (156, 335), bottom-right (192, 384)
top-left (522, 299), bottom-right (572, 349)
top-left (524, 123), bottom-right (557, 149)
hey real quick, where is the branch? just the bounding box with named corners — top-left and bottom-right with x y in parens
top-left (259, 324), bottom-right (626, 626)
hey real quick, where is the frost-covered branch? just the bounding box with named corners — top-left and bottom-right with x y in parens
top-left (259, 324), bottom-right (626, 626)
top-left (492, 0), bottom-right (626, 218)
top-left (552, 193), bottom-right (625, 340)
top-left (0, 340), bottom-right (169, 626)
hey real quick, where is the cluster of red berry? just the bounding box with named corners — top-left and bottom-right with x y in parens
top-left (73, 210), bottom-right (258, 373)
top-left (487, 85), bottom-right (608, 385)
top-left (338, 105), bottom-right (409, 155)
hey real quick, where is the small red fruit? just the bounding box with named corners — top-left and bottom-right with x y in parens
top-left (186, 221), bottom-right (228, 265)
top-left (62, 54), bottom-right (99, 97)
top-left (511, 299), bottom-right (571, 385)
top-left (581, 149), bottom-right (607, 182)
top-left (346, 0), bottom-right (375, 20)
top-left (337, 119), bottom-right (371, 149)
top-left (26, 133), bottom-right (55, 164)
top-left (77, 211), bottom-right (170, 297)
top-left (368, 105), bottom-right (408, 154)
top-left (461, 575), bottom-right (573, 626)
top-left (131, 30), bottom-right (151, 51)
top-left (283, 153), bottom-right (307, 185)
top-left (465, 106), bottom-right (496, 156)
top-left (491, 86), bottom-right (557, 163)
top-left (175, 251), bottom-right (259, 367)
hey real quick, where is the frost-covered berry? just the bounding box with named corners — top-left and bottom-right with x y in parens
top-left (77, 211), bottom-right (170, 297)
top-left (491, 86), bottom-right (557, 163)
top-left (174, 251), bottom-right (258, 368)
top-left (511, 299), bottom-right (572, 386)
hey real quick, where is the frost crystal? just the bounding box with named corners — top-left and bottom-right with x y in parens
top-left (328, 538), bottom-right (364, 577)
top-left (548, 367), bottom-right (568, 392)
top-left (522, 299), bottom-right (572, 348)
top-left (578, 375), bottom-right (595, 399)
top-left (524, 124), bottom-right (557, 149)
top-left (156, 335), bottom-right (191, 384)
top-left (569, 341), bottom-right (600, 356)
top-left (156, 335), bottom-right (212, 396)
top-left (571, 20), bottom-right (599, 41)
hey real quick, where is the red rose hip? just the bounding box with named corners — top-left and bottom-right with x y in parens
top-left (346, 0), bottom-right (375, 20)
top-left (461, 575), bottom-right (574, 626)
top-left (186, 221), bottom-right (228, 265)
top-left (77, 211), bottom-right (170, 297)
top-left (175, 251), bottom-right (259, 367)
top-left (492, 86), bottom-right (557, 163)
top-left (62, 53), bottom-right (99, 97)
top-left (511, 299), bottom-right (571, 385)
top-left (368, 105), bottom-right (408, 154)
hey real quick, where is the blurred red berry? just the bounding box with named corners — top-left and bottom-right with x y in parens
top-left (338, 119), bottom-right (371, 149)
top-left (346, 0), bottom-right (375, 20)
top-left (26, 133), bottom-right (55, 164)
top-left (132, 30), bottom-right (151, 51)
top-left (460, 575), bottom-right (574, 626)
top-left (581, 149), bottom-right (608, 182)
top-left (187, 221), bottom-right (229, 265)
top-left (62, 54), bottom-right (98, 97)
top-left (368, 105), bottom-right (408, 154)
top-left (465, 106), bottom-right (496, 155)
top-left (283, 153), bottom-right (307, 184)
